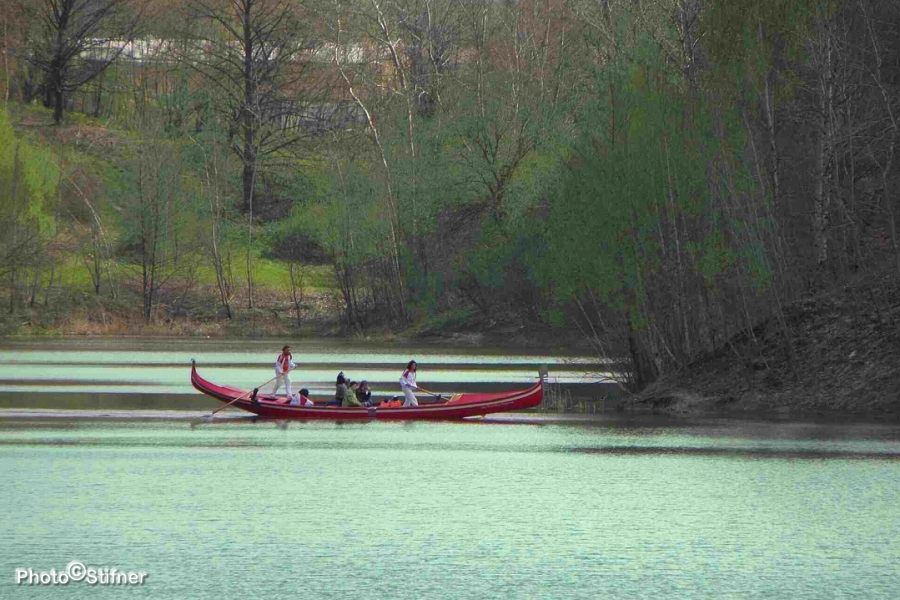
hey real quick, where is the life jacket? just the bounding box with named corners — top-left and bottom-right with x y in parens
top-left (278, 353), bottom-right (292, 374)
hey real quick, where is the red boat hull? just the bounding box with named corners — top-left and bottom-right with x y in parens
top-left (191, 362), bottom-right (543, 420)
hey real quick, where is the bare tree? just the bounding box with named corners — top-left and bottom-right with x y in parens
top-left (184, 0), bottom-right (319, 308)
top-left (288, 261), bottom-right (305, 327)
top-left (23, 0), bottom-right (142, 123)
top-left (190, 134), bottom-right (236, 318)
top-left (1, 9), bottom-right (18, 103)
top-left (123, 137), bottom-right (196, 322)
top-left (859, 0), bottom-right (900, 279)
top-left (328, 0), bottom-right (408, 320)
top-left (68, 173), bottom-right (116, 296)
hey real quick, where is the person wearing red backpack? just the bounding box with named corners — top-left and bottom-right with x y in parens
top-left (273, 345), bottom-right (295, 399)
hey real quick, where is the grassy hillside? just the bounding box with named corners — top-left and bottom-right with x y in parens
top-left (1, 103), bottom-right (339, 337)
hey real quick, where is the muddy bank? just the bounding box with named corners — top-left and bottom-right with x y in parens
top-left (623, 271), bottom-right (900, 420)
top-left (0, 284), bottom-right (592, 353)
top-left (0, 285), bottom-right (344, 339)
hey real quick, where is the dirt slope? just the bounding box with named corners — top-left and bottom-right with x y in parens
top-left (626, 271), bottom-right (900, 418)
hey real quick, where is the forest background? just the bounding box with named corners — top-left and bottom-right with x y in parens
top-left (1, 0), bottom-right (899, 403)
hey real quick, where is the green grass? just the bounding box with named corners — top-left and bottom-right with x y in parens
top-left (8, 100), bottom-right (337, 299)
top-left (423, 308), bottom-right (476, 332)
top-left (251, 256), bottom-right (334, 291)
top-left (51, 251), bottom-right (334, 294)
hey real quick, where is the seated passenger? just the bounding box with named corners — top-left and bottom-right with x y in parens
top-left (290, 389), bottom-right (314, 407)
top-left (342, 381), bottom-right (363, 407)
top-left (326, 372), bottom-right (348, 407)
top-left (380, 396), bottom-right (403, 408)
top-left (357, 380), bottom-right (373, 406)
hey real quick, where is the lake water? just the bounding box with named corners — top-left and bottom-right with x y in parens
top-left (2, 416), bottom-right (899, 598)
top-left (1, 339), bottom-right (899, 598)
top-left (0, 338), bottom-right (607, 410)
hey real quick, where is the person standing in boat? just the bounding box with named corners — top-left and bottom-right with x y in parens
top-left (400, 360), bottom-right (419, 407)
top-left (273, 345), bottom-right (295, 399)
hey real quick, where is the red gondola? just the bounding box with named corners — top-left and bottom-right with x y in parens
top-left (191, 362), bottom-right (543, 420)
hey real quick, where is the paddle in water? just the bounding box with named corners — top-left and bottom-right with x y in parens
top-left (191, 359), bottom-right (294, 426)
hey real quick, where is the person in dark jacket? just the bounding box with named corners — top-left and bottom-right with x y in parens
top-left (357, 380), bottom-right (373, 406)
top-left (325, 372), bottom-right (347, 407)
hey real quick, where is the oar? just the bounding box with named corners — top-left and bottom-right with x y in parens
top-left (203, 368), bottom-right (294, 420)
top-left (417, 387), bottom-right (449, 403)
top-left (207, 387), bottom-right (257, 418)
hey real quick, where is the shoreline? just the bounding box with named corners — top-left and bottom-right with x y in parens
top-left (4, 268), bottom-right (900, 421)
top-left (0, 313), bottom-right (592, 354)
top-left (0, 286), bottom-right (583, 352)
top-left (616, 271), bottom-right (900, 421)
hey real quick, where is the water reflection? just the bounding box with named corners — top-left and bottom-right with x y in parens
top-left (3, 417), bottom-right (900, 455)
top-left (2, 419), bottom-right (899, 598)
top-left (570, 446), bottom-right (900, 460)
top-left (0, 338), bottom-right (604, 400)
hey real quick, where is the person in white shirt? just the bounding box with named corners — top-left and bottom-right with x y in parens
top-left (290, 388), bottom-right (314, 407)
top-left (399, 360), bottom-right (419, 407)
top-left (273, 345), bottom-right (295, 398)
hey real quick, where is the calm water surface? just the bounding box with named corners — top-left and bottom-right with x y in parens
top-left (2, 417), bottom-right (899, 599)
top-left (0, 338), bottom-right (604, 406)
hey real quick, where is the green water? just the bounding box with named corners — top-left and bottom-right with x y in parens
top-left (2, 418), bottom-right (899, 598)
top-left (0, 338), bottom-right (604, 400)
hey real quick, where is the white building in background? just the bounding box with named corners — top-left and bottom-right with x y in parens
top-left (81, 38), bottom-right (177, 64)
top-left (82, 38), bottom-right (373, 66)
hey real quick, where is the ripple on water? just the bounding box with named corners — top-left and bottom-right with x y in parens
top-left (1, 419), bottom-right (900, 598)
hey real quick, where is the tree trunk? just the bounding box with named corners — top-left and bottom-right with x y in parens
top-left (2, 12), bottom-right (9, 103)
top-left (53, 86), bottom-right (64, 124)
top-left (289, 263), bottom-right (303, 328)
top-left (242, 0), bottom-right (256, 310)
top-left (8, 144), bottom-right (21, 314)
top-left (627, 324), bottom-right (657, 391)
top-left (812, 17), bottom-right (835, 269)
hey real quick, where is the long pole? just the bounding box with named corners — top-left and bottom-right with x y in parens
top-left (206, 367), bottom-right (294, 418)
top-left (417, 387), bottom-right (448, 402)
